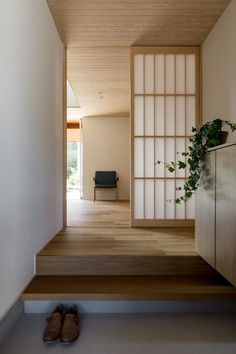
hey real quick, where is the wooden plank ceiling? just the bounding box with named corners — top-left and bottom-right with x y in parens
top-left (48, 0), bottom-right (230, 117)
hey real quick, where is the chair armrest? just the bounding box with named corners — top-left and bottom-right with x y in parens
top-left (93, 177), bottom-right (96, 182)
top-left (116, 177), bottom-right (119, 182)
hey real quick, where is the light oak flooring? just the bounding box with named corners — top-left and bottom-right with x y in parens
top-left (37, 197), bottom-right (200, 275)
top-left (40, 193), bottom-right (195, 257)
top-left (22, 275), bottom-right (236, 301)
top-left (39, 225), bottom-right (195, 256)
top-left (36, 196), bottom-right (203, 276)
top-left (25, 194), bottom-right (236, 299)
top-left (67, 192), bottom-right (130, 228)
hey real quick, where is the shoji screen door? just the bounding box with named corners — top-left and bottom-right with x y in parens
top-left (131, 47), bottom-right (200, 227)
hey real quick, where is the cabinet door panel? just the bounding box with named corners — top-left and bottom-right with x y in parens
top-left (195, 152), bottom-right (216, 268)
top-left (216, 146), bottom-right (236, 285)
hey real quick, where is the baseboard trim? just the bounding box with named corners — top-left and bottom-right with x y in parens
top-left (24, 300), bottom-right (236, 314)
top-left (0, 300), bottom-right (24, 348)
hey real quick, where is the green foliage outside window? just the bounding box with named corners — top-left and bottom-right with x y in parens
top-left (67, 142), bottom-right (79, 190)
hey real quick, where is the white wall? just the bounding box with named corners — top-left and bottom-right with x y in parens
top-left (202, 0), bottom-right (236, 140)
top-left (83, 116), bottom-right (130, 200)
top-left (0, 0), bottom-right (64, 320)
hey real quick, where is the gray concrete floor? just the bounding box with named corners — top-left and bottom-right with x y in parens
top-left (1, 313), bottom-right (236, 354)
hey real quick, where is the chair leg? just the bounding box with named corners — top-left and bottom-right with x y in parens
top-left (94, 188), bottom-right (96, 203)
top-left (116, 187), bottom-right (118, 201)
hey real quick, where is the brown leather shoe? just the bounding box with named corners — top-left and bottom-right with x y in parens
top-left (43, 305), bottom-right (64, 343)
top-left (60, 306), bottom-right (79, 344)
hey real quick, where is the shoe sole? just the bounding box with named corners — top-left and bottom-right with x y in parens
top-left (60, 335), bottom-right (79, 345)
top-left (43, 337), bottom-right (60, 344)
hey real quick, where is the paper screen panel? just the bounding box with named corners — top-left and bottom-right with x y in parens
top-left (145, 180), bottom-right (154, 219)
top-left (165, 138), bottom-right (175, 178)
top-left (155, 179), bottom-right (165, 219)
top-left (186, 54), bottom-right (196, 94)
top-left (186, 96), bottom-right (196, 136)
top-left (176, 179), bottom-right (186, 219)
top-left (145, 138), bottom-right (154, 177)
top-left (134, 96), bottom-right (144, 136)
top-left (155, 55), bottom-right (165, 94)
top-left (132, 48), bottom-right (198, 225)
top-left (176, 54), bottom-right (185, 94)
top-left (134, 54), bottom-right (144, 94)
top-left (175, 138), bottom-right (186, 178)
top-left (155, 138), bottom-right (165, 177)
top-left (134, 179), bottom-right (144, 219)
top-left (165, 180), bottom-right (175, 219)
top-left (145, 54), bottom-right (154, 94)
top-left (165, 54), bottom-right (175, 94)
top-left (176, 96), bottom-right (185, 136)
top-left (155, 96), bottom-right (165, 136)
top-left (145, 96), bottom-right (154, 136)
top-left (165, 96), bottom-right (175, 136)
top-left (134, 138), bottom-right (144, 177)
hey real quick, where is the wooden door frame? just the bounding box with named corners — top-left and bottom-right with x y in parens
top-left (63, 46), bottom-right (67, 228)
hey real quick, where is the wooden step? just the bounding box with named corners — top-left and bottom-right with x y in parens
top-left (36, 255), bottom-right (217, 276)
top-left (22, 275), bottom-right (236, 301)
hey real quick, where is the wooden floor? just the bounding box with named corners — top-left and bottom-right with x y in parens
top-left (67, 193), bottom-right (130, 228)
top-left (22, 195), bottom-right (236, 300)
top-left (22, 275), bottom-right (236, 301)
top-left (36, 197), bottom-right (205, 276)
top-left (40, 196), bottom-right (195, 257)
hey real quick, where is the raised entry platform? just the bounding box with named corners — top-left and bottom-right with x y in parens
top-left (23, 199), bottom-right (236, 301)
top-left (36, 224), bottom-right (212, 276)
top-left (22, 275), bottom-right (236, 301)
top-left (36, 200), bottom-right (200, 276)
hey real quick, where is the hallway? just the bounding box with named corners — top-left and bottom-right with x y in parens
top-left (67, 192), bottom-right (130, 227)
top-left (65, 194), bottom-right (195, 256)
top-left (2, 1), bottom-right (236, 353)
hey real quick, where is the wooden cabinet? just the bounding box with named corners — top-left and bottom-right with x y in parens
top-left (195, 151), bottom-right (216, 268)
top-left (196, 143), bottom-right (236, 286)
top-left (215, 146), bottom-right (236, 285)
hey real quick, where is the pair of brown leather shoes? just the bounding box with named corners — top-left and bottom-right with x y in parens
top-left (43, 305), bottom-right (79, 344)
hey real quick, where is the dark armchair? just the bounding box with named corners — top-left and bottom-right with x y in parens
top-left (93, 171), bottom-right (119, 202)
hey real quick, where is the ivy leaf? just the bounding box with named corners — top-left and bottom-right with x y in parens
top-left (185, 191), bottom-right (192, 199)
top-left (168, 166), bottom-right (175, 173)
top-left (178, 161), bottom-right (187, 169)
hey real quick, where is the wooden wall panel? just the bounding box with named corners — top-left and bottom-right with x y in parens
top-left (216, 145), bottom-right (236, 285)
top-left (195, 152), bottom-right (216, 268)
top-left (196, 143), bottom-right (236, 287)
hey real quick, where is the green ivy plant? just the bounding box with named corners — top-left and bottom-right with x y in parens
top-left (156, 119), bottom-right (236, 204)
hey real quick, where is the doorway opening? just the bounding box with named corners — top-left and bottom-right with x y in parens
top-left (66, 120), bottom-right (83, 224)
